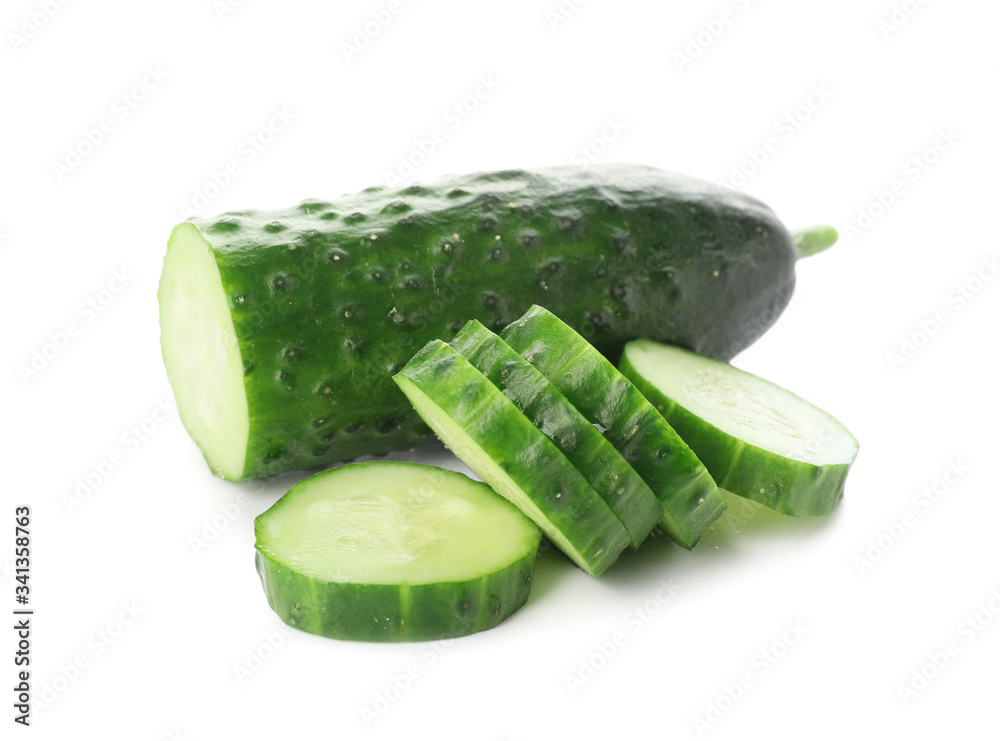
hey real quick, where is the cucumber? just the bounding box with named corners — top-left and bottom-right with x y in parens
top-left (619, 340), bottom-right (859, 516)
top-left (158, 164), bottom-right (817, 481)
top-left (449, 320), bottom-right (662, 548)
top-left (501, 306), bottom-right (725, 548)
top-left (254, 461), bottom-right (540, 642)
top-left (393, 339), bottom-right (631, 576)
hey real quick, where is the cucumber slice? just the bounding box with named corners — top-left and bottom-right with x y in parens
top-left (394, 340), bottom-right (631, 576)
top-left (449, 320), bottom-right (662, 548)
top-left (619, 340), bottom-right (859, 516)
top-left (254, 461), bottom-right (540, 642)
top-left (501, 306), bottom-right (726, 549)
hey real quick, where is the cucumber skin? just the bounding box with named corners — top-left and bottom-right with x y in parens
top-left (618, 349), bottom-right (851, 516)
top-left (254, 549), bottom-right (536, 642)
top-left (501, 307), bottom-right (726, 548)
top-left (175, 164), bottom-right (796, 480)
top-left (394, 339), bottom-right (631, 576)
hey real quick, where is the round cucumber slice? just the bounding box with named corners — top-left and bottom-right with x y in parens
top-left (449, 320), bottom-right (661, 548)
top-left (619, 340), bottom-right (859, 516)
top-left (394, 340), bottom-right (631, 577)
top-left (254, 461), bottom-right (540, 642)
top-left (501, 306), bottom-right (726, 549)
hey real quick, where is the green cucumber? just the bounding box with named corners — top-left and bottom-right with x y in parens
top-left (158, 164), bottom-right (822, 481)
top-left (393, 339), bottom-right (630, 576)
top-left (254, 461), bottom-right (540, 642)
top-left (619, 340), bottom-right (859, 516)
top-left (501, 306), bottom-right (725, 548)
top-left (449, 320), bottom-right (661, 548)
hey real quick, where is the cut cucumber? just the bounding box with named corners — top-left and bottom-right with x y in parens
top-left (159, 163), bottom-right (809, 481)
top-left (394, 340), bottom-right (631, 576)
top-left (501, 306), bottom-right (726, 548)
top-left (254, 461), bottom-right (540, 642)
top-left (449, 320), bottom-right (662, 548)
top-left (619, 340), bottom-right (859, 516)
top-left (158, 224), bottom-right (249, 480)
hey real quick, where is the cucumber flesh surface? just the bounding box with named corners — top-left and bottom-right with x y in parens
top-left (254, 461), bottom-right (540, 641)
top-left (501, 306), bottom-right (725, 548)
top-left (158, 223), bottom-right (249, 480)
top-left (619, 339), bottom-right (858, 516)
top-left (449, 320), bottom-right (661, 548)
top-left (394, 340), bottom-right (630, 577)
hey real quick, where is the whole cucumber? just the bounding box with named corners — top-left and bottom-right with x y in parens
top-left (157, 163), bottom-right (822, 481)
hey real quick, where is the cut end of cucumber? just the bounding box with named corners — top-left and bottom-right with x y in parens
top-left (394, 373), bottom-right (599, 576)
top-left (626, 340), bottom-right (858, 467)
top-left (158, 222), bottom-right (249, 480)
top-left (256, 461), bottom-right (538, 585)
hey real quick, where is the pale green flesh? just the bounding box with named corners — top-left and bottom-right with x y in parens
top-left (395, 377), bottom-right (596, 574)
top-left (626, 341), bottom-right (858, 466)
top-left (158, 223), bottom-right (249, 479)
top-left (256, 462), bottom-right (538, 585)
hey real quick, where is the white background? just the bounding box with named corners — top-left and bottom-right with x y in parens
top-left (3, 0), bottom-right (999, 738)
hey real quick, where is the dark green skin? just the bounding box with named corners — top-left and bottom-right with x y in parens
top-left (501, 306), bottom-right (726, 548)
top-left (394, 339), bottom-right (631, 576)
top-left (254, 550), bottom-right (536, 642)
top-left (188, 164), bottom-right (796, 479)
top-left (619, 343), bottom-right (851, 516)
top-left (449, 320), bottom-right (662, 548)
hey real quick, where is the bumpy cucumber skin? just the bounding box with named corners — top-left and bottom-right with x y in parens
top-left (618, 344), bottom-right (852, 516)
top-left (173, 164), bottom-right (796, 479)
top-left (394, 339), bottom-right (631, 577)
top-left (449, 320), bottom-right (661, 548)
top-left (254, 549), bottom-right (536, 642)
top-left (501, 307), bottom-right (726, 548)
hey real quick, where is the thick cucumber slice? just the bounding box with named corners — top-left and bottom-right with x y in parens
top-left (254, 461), bottom-right (540, 642)
top-left (501, 306), bottom-right (726, 549)
top-left (619, 340), bottom-right (859, 516)
top-left (449, 320), bottom-right (661, 548)
top-left (394, 340), bottom-right (631, 576)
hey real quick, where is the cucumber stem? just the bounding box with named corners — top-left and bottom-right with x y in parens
top-left (792, 225), bottom-right (838, 259)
